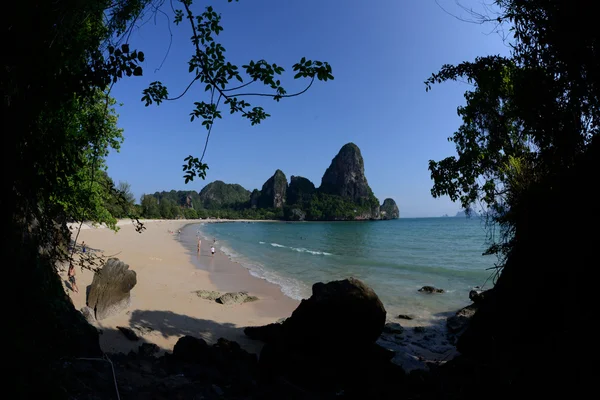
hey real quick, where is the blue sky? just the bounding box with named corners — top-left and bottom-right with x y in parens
top-left (107, 0), bottom-right (510, 217)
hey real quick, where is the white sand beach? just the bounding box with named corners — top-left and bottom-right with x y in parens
top-left (63, 219), bottom-right (299, 355)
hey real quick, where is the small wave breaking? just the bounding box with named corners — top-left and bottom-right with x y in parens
top-left (218, 244), bottom-right (309, 300)
top-left (261, 242), bottom-right (333, 256)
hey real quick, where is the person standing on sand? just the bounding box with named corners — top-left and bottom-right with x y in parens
top-left (211, 245), bottom-right (215, 256)
top-left (68, 262), bottom-right (79, 293)
top-left (81, 241), bottom-right (86, 253)
top-left (197, 238), bottom-right (202, 253)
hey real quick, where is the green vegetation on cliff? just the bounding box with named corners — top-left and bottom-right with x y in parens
top-left (287, 176), bottom-right (316, 206)
top-left (137, 143), bottom-right (395, 221)
top-left (198, 181), bottom-right (251, 209)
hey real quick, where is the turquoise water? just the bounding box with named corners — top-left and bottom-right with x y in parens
top-left (195, 218), bottom-right (496, 325)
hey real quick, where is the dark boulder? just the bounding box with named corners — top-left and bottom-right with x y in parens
top-left (117, 326), bottom-right (140, 341)
top-left (281, 277), bottom-right (386, 346)
top-left (172, 335), bottom-right (210, 363)
top-left (87, 258), bottom-right (137, 320)
top-left (383, 322), bottom-right (404, 334)
top-left (244, 323), bottom-right (283, 343)
top-left (469, 288), bottom-right (491, 303)
top-left (250, 277), bottom-right (395, 392)
top-left (418, 286), bottom-right (444, 294)
top-left (138, 343), bottom-right (160, 357)
top-left (447, 304), bottom-right (479, 335)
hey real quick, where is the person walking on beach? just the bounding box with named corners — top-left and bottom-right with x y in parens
top-left (197, 238), bottom-right (202, 253)
top-left (68, 262), bottom-right (79, 293)
top-left (211, 245), bottom-right (215, 256)
top-left (81, 241), bottom-right (86, 253)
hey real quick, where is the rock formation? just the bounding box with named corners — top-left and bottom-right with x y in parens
top-left (249, 189), bottom-right (261, 209)
top-left (198, 180), bottom-right (251, 209)
top-left (80, 306), bottom-right (96, 325)
top-left (245, 277), bottom-right (395, 391)
top-left (285, 208), bottom-right (306, 221)
top-left (216, 292), bottom-right (259, 305)
top-left (286, 175), bottom-right (316, 205)
top-left (194, 289), bottom-right (259, 304)
top-left (144, 143), bottom-right (400, 221)
top-left (320, 143), bottom-right (380, 218)
top-left (447, 303), bottom-right (479, 336)
top-left (87, 258), bottom-right (137, 320)
top-left (258, 169), bottom-right (287, 209)
top-left (184, 194), bottom-right (193, 208)
top-left (380, 198), bottom-right (400, 219)
top-left (418, 285), bottom-right (445, 294)
top-left (321, 143), bottom-right (372, 201)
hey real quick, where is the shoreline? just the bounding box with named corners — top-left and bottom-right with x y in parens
top-left (182, 221), bottom-right (301, 319)
top-left (65, 219), bottom-right (299, 356)
top-left (66, 218), bottom-right (460, 371)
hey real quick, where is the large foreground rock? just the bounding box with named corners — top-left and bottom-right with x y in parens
top-left (447, 304), bottom-right (479, 336)
top-left (280, 277), bottom-right (386, 346)
top-left (87, 258), bottom-right (137, 320)
top-left (247, 277), bottom-right (402, 392)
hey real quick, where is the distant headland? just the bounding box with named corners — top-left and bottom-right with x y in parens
top-left (143, 143), bottom-right (399, 221)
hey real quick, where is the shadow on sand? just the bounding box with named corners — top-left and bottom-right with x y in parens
top-left (96, 309), bottom-right (266, 357)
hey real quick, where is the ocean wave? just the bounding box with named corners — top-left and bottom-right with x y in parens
top-left (290, 247), bottom-right (333, 256)
top-left (266, 242), bottom-right (333, 256)
top-left (219, 245), bottom-right (239, 259)
top-left (218, 244), bottom-right (309, 300)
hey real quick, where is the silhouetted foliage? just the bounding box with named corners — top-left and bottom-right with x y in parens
top-left (427, 0), bottom-right (598, 268)
top-left (4, 0), bottom-right (332, 396)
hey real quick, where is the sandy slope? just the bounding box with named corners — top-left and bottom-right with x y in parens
top-left (63, 219), bottom-right (299, 355)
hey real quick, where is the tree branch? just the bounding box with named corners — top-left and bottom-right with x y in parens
top-left (166, 74), bottom-right (201, 100)
top-left (222, 79), bottom-right (256, 92)
top-left (182, 2), bottom-right (317, 111)
top-left (200, 93), bottom-right (223, 163)
top-left (231, 77), bottom-right (315, 99)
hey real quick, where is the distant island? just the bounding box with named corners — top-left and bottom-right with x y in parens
top-left (454, 210), bottom-right (479, 218)
top-left (141, 143), bottom-right (400, 222)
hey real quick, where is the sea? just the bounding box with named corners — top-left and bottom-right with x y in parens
top-left (191, 217), bottom-right (497, 326)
